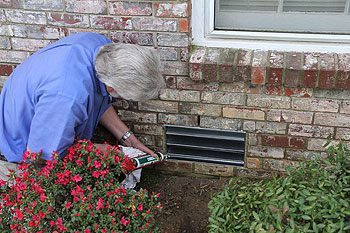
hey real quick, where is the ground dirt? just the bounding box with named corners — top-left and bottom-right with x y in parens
top-left (139, 169), bottom-right (229, 233)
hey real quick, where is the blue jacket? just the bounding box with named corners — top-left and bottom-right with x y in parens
top-left (0, 32), bottom-right (112, 162)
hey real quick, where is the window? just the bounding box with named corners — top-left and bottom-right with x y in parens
top-left (192, 0), bottom-right (350, 52)
top-left (215, 0), bottom-right (350, 34)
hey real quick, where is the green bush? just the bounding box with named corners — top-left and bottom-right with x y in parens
top-left (208, 144), bottom-right (350, 233)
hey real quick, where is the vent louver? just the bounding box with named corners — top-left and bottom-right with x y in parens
top-left (165, 125), bottom-right (245, 166)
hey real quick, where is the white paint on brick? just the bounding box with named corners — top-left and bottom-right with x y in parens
top-left (66, 0), bottom-right (107, 14)
top-left (0, 50), bottom-right (29, 63)
top-left (23, 0), bottom-right (64, 10)
top-left (157, 33), bottom-right (189, 47)
top-left (48, 13), bottom-right (90, 28)
top-left (0, 10), bottom-right (6, 22)
top-left (158, 47), bottom-right (178, 61)
top-left (289, 124), bottom-right (334, 138)
top-left (0, 25), bottom-right (12, 36)
top-left (11, 25), bottom-right (65, 39)
top-left (248, 146), bottom-right (284, 158)
top-left (132, 18), bottom-right (177, 32)
top-left (292, 98), bottom-right (340, 112)
top-left (243, 121), bottom-right (256, 131)
top-left (11, 38), bottom-right (51, 52)
top-left (156, 3), bottom-right (188, 17)
top-left (162, 61), bottom-right (188, 76)
top-left (5, 10), bottom-right (46, 25)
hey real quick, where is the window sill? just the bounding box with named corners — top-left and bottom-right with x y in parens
top-left (189, 47), bottom-right (350, 92)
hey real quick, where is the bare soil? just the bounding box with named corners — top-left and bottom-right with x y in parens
top-left (139, 169), bottom-right (229, 233)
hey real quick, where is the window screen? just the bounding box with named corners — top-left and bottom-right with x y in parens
top-left (215, 0), bottom-right (350, 34)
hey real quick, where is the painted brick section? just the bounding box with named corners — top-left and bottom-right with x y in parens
top-left (90, 16), bottom-right (131, 30)
top-left (6, 10), bottom-right (46, 25)
top-left (159, 47), bottom-right (178, 61)
top-left (189, 48), bottom-right (205, 81)
top-left (155, 2), bottom-right (188, 17)
top-left (261, 135), bottom-right (306, 149)
top-left (0, 0), bottom-right (22, 8)
top-left (11, 25), bottom-right (66, 39)
top-left (248, 146), bottom-right (284, 158)
top-left (108, 1), bottom-right (152, 16)
top-left (0, 37), bottom-right (10, 49)
top-left (0, 50), bottom-right (29, 63)
top-left (132, 18), bottom-right (177, 32)
top-left (251, 50), bottom-right (268, 85)
top-left (157, 33), bottom-right (189, 47)
top-left (48, 13), bottom-right (90, 28)
top-left (66, 0), bottom-right (107, 14)
top-left (218, 48), bottom-right (236, 82)
top-left (11, 38), bottom-right (51, 52)
top-left (23, 0), bottom-right (64, 10)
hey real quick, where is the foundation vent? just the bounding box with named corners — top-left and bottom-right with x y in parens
top-left (165, 125), bottom-right (245, 166)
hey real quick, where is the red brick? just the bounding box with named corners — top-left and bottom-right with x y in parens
top-left (0, 64), bottom-right (13, 76)
top-left (319, 70), bottom-right (336, 89)
top-left (284, 69), bottom-right (302, 87)
top-left (289, 137), bottom-right (306, 149)
top-left (261, 135), bottom-right (289, 147)
top-left (203, 48), bottom-right (219, 82)
top-left (283, 87), bottom-right (312, 98)
top-left (285, 52), bottom-right (302, 70)
top-left (268, 67), bottom-right (283, 85)
top-left (251, 67), bottom-right (266, 85)
top-left (165, 76), bottom-right (177, 89)
top-left (265, 85), bottom-right (283, 95)
top-left (236, 50), bottom-right (252, 82)
top-left (179, 18), bottom-right (189, 32)
top-left (90, 16), bottom-right (131, 30)
top-left (335, 71), bottom-right (350, 90)
top-left (302, 70), bottom-right (318, 88)
top-left (218, 48), bottom-right (236, 82)
top-left (48, 13), bottom-right (89, 27)
top-left (110, 31), bottom-right (153, 45)
top-left (269, 51), bottom-right (284, 68)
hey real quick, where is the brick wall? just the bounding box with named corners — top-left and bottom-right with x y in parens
top-left (1, 0), bottom-right (349, 177)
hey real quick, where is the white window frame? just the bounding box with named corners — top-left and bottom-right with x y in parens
top-left (192, 0), bottom-right (350, 53)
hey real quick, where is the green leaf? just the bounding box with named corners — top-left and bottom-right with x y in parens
top-left (301, 215), bottom-right (311, 220)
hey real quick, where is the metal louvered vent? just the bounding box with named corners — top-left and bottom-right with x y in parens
top-left (165, 125), bottom-right (245, 166)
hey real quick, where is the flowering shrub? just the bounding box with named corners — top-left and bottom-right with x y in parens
top-left (0, 140), bottom-right (162, 232)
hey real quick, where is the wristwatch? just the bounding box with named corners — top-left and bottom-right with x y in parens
top-left (119, 131), bottom-right (133, 145)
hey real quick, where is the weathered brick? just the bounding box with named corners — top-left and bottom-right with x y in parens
top-left (11, 25), bottom-right (66, 39)
top-left (314, 112), bottom-right (350, 127)
top-left (66, 0), bottom-right (107, 13)
top-left (179, 102), bottom-right (221, 117)
top-left (194, 163), bottom-right (233, 177)
top-left (155, 2), bottom-right (188, 17)
top-left (155, 136), bottom-right (165, 148)
top-left (303, 70), bottom-right (318, 88)
top-left (319, 70), bottom-right (336, 89)
top-left (159, 47), bottom-right (178, 61)
top-left (335, 71), bottom-right (350, 90)
top-left (243, 121), bottom-right (256, 132)
top-left (340, 100), bottom-right (350, 114)
top-left (0, 24), bottom-right (11, 36)
top-left (201, 91), bottom-right (245, 105)
top-left (284, 52), bottom-right (302, 87)
top-left (268, 67), bottom-right (283, 85)
top-left (308, 138), bottom-right (338, 151)
top-left (179, 18), bottom-right (189, 33)
top-left (236, 50), bottom-right (252, 81)
top-left (139, 100), bottom-right (178, 113)
top-left (283, 87), bottom-right (312, 97)
top-left (135, 133), bottom-right (155, 146)
top-left (157, 33), bottom-right (189, 47)
top-left (256, 122), bottom-right (287, 134)
top-left (335, 128), bottom-right (350, 140)
top-left (24, 0), bottom-right (63, 10)
top-left (178, 76), bottom-right (218, 91)
top-left (162, 61), bottom-right (188, 76)
top-left (289, 137), bottom-right (306, 149)
top-left (252, 50), bottom-right (268, 67)
top-left (286, 149), bottom-right (323, 161)
top-left (0, 50), bottom-right (29, 63)
top-left (314, 90), bottom-right (350, 100)
top-left (0, 64), bottom-right (13, 76)
top-left (132, 18), bottom-right (177, 32)
top-left (303, 53), bottom-right (318, 70)
top-left (189, 48), bottom-right (205, 81)
top-left (6, 10), bottom-right (46, 25)
top-left (247, 94), bottom-right (290, 109)
top-left (133, 124), bottom-right (163, 135)
top-left (247, 133), bottom-right (258, 145)
top-left (158, 113), bottom-right (198, 126)
top-left (0, 0), bottom-right (22, 8)
top-left (0, 37), bottom-right (10, 49)
top-left (338, 53), bottom-right (350, 71)
top-left (263, 159), bottom-right (297, 171)
top-left (200, 116), bottom-right (241, 130)
top-left (217, 48), bottom-right (236, 82)
top-left (246, 157), bottom-right (261, 169)
top-left (248, 146), bottom-right (284, 158)
top-left (110, 31), bottom-right (153, 46)
top-left (160, 89), bottom-right (200, 102)
top-left (219, 82), bottom-right (252, 93)
top-left (90, 16), bottom-right (131, 30)
top-left (261, 135), bottom-right (305, 149)
top-left (0, 10), bottom-right (5, 22)
top-left (118, 110), bottom-right (157, 123)
top-left (223, 107), bottom-right (265, 120)
top-left (203, 48), bottom-right (219, 82)
top-left (289, 124), bottom-right (334, 138)
top-left (251, 51), bottom-right (268, 85)
top-left (108, 1), bottom-right (152, 15)
top-left (284, 69), bottom-right (302, 87)
top-left (48, 13), bottom-right (90, 28)
top-left (269, 51), bottom-right (284, 68)
top-left (11, 38), bottom-right (51, 52)
top-left (251, 67), bottom-right (266, 85)
top-left (165, 76), bottom-right (176, 88)
top-left (112, 99), bottom-right (138, 110)
top-left (180, 47), bottom-right (189, 62)
top-left (267, 109), bottom-right (313, 124)
top-left (265, 85), bottom-right (283, 96)
top-left (292, 98), bottom-right (339, 112)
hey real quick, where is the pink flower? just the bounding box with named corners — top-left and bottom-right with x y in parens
top-left (65, 202), bottom-right (72, 209)
top-left (137, 204), bottom-right (143, 211)
top-left (71, 175), bottom-right (82, 182)
top-left (13, 208), bottom-right (24, 220)
top-left (93, 161), bottom-right (101, 168)
top-left (96, 198), bottom-right (104, 210)
top-left (120, 216), bottom-right (130, 226)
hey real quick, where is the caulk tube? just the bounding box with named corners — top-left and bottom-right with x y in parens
top-left (132, 152), bottom-right (166, 169)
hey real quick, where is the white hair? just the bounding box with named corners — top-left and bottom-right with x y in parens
top-left (95, 43), bottom-right (165, 101)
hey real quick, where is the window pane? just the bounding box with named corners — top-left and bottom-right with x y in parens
top-left (219, 0), bottom-right (279, 11)
top-left (283, 0), bottom-right (347, 12)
